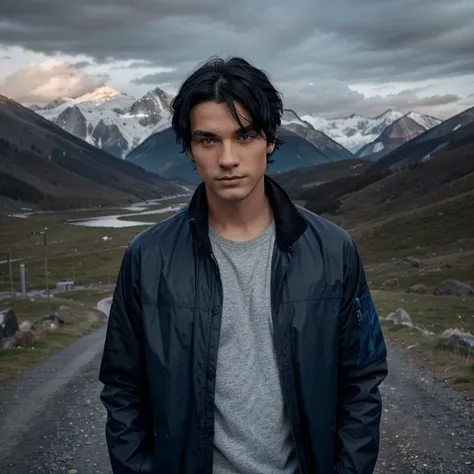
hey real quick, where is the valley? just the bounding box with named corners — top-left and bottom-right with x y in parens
top-left (1, 84), bottom-right (474, 473)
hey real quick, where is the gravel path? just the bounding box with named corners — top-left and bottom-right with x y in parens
top-left (0, 315), bottom-right (473, 473)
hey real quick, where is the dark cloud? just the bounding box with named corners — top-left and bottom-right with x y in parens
top-left (280, 80), bottom-right (461, 118)
top-left (70, 60), bottom-right (92, 69)
top-left (0, 0), bottom-right (473, 116)
top-left (0, 0), bottom-right (473, 84)
top-left (130, 71), bottom-right (181, 85)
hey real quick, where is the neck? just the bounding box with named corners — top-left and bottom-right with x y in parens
top-left (207, 178), bottom-right (273, 241)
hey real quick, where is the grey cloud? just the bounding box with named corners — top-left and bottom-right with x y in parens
top-left (130, 71), bottom-right (182, 85)
top-left (280, 80), bottom-right (461, 118)
top-left (70, 60), bottom-right (92, 69)
top-left (1, 0), bottom-right (473, 116)
top-left (1, 0), bottom-right (473, 85)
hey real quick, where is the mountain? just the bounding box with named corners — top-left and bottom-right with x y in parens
top-left (355, 114), bottom-right (428, 161)
top-left (272, 159), bottom-right (371, 198)
top-left (300, 109), bottom-right (441, 153)
top-left (0, 95), bottom-right (183, 210)
top-left (281, 109), bottom-right (354, 161)
top-left (32, 85), bottom-right (172, 158)
top-left (126, 125), bottom-right (339, 184)
top-left (368, 106), bottom-right (474, 173)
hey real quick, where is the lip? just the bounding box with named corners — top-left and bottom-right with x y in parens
top-left (218, 176), bottom-right (245, 184)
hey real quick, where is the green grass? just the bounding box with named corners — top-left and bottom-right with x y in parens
top-left (371, 290), bottom-right (474, 396)
top-left (0, 199), bottom-right (189, 291)
top-left (0, 293), bottom-right (109, 385)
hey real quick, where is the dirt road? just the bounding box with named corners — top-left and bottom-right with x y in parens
top-left (0, 311), bottom-right (472, 473)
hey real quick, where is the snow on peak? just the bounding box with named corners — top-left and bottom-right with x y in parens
top-left (281, 109), bottom-right (311, 128)
top-left (403, 111), bottom-right (442, 129)
top-left (72, 84), bottom-right (126, 105)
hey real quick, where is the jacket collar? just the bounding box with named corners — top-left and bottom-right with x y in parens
top-left (187, 174), bottom-right (308, 252)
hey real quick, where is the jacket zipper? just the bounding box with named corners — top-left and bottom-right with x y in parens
top-left (355, 297), bottom-right (362, 326)
top-left (271, 249), bottom-right (303, 474)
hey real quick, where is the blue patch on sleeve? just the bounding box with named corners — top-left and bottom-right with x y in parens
top-left (355, 285), bottom-right (386, 368)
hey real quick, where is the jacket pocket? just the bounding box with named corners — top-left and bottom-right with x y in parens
top-left (354, 285), bottom-right (385, 368)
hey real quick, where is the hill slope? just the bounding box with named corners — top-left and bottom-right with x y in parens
top-left (369, 106), bottom-right (474, 173)
top-left (0, 95), bottom-right (182, 210)
top-left (271, 159), bottom-right (371, 197)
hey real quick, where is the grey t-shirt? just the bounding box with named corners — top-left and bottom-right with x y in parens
top-left (209, 221), bottom-right (298, 474)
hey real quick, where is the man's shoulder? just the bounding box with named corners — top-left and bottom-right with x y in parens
top-left (296, 204), bottom-right (353, 248)
top-left (126, 206), bottom-right (189, 254)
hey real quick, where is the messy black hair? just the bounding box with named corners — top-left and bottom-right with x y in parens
top-left (170, 56), bottom-right (284, 163)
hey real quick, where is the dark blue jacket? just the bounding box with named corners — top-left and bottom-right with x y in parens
top-left (99, 175), bottom-right (388, 474)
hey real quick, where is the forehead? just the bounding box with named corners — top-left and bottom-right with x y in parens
top-left (189, 101), bottom-right (252, 134)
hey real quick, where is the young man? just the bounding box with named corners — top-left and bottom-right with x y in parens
top-left (99, 56), bottom-right (388, 474)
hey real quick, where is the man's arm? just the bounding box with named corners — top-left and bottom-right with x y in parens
top-left (335, 237), bottom-right (388, 474)
top-left (98, 245), bottom-right (154, 474)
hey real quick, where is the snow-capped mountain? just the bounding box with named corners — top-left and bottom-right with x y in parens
top-left (300, 110), bottom-right (441, 153)
top-left (281, 109), bottom-right (354, 161)
top-left (355, 115), bottom-right (428, 161)
top-left (32, 85), bottom-right (173, 158)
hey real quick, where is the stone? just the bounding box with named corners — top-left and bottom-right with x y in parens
top-left (382, 278), bottom-right (399, 290)
top-left (433, 279), bottom-right (474, 297)
top-left (438, 328), bottom-right (474, 354)
top-left (0, 308), bottom-right (19, 340)
top-left (407, 284), bottom-right (427, 294)
top-left (387, 308), bottom-right (413, 326)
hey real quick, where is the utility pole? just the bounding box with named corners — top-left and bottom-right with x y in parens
top-left (43, 228), bottom-right (49, 305)
top-left (8, 247), bottom-right (15, 298)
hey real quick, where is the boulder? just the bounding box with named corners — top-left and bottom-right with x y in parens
top-left (399, 256), bottom-right (424, 268)
top-left (407, 284), bottom-right (427, 294)
top-left (39, 314), bottom-right (64, 329)
top-left (19, 321), bottom-right (32, 332)
top-left (438, 328), bottom-right (474, 354)
top-left (382, 278), bottom-right (399, 290)
top-left (433, 279), bottom-right (474, 297)
top-left (0, 308), bottom-right (19, 340)
top-left (387, 308), bottom-right (413, 326)
top-left (15, 330), bottom-right (35, 346)
top-left (2, 338), bottom-right (15, 350)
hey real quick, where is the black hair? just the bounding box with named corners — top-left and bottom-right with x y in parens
top-left (170, 56), bottom-right (284, 163)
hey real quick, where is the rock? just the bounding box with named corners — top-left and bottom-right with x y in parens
top-left (0, 308), bottom-right (19, 340)
top-left (40, 314), bottom-right (64, 329)
top-left (15, 330), bottom-right (35, 346)
top-left (407, 284), bottom-right (427, 294)
top-left (437, 328), bottom-right (474, 354)
top-left (387, 308), bottom-right (413, 326)
top-left (399, 256), bottom-right (424, 268)
top-left (60, 305), bottom-right (72, 311)
top-left (382, 278), bottom-right (399, 290)
top-left (2, 338), bottom-right (15, 350)
top-left (433, 279), bottom-right (474, 297)
top-left (19, 321), bottom-right (32, 332)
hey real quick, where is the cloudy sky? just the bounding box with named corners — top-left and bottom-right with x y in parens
top-left (0, 0), bottom-right (473, 119)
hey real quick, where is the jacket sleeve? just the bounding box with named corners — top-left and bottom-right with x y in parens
top-left (335, 237), bottom-right (388, 474)
top-left (98, 245), bottom-right (154, 474)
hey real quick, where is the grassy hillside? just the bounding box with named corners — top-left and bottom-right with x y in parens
top-left (0, 95), bottom-right (182, 210)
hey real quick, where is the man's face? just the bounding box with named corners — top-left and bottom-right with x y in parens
top-left (188, 100), bottom-right (276, 203)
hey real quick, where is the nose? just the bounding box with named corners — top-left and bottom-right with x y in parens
top-left (217, 140), bottom-right (240, 168)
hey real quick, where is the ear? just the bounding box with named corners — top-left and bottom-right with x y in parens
top-left (266, 126), bottom-right (279, 154)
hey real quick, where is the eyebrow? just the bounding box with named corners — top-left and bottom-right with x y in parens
top-left (192, 124), bottom-right (255, 138)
